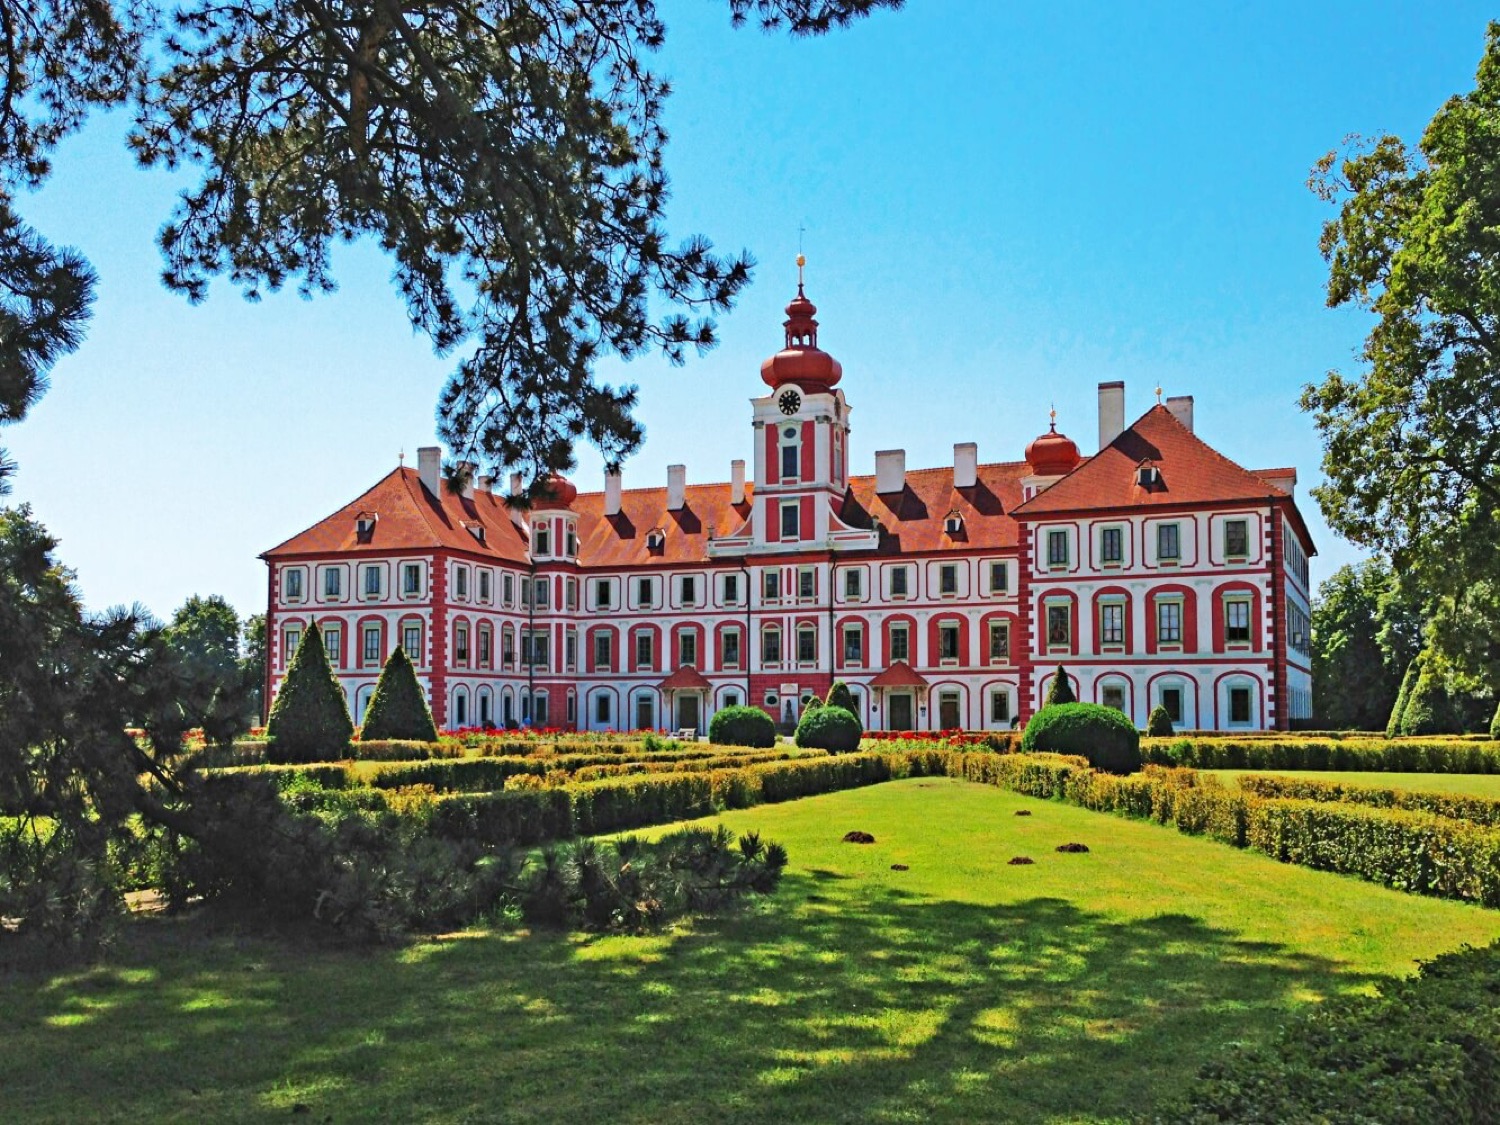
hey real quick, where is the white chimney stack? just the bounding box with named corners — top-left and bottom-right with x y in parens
top-left (604, 468), bottom-right (622, 516)
top-left (509, 472), bottom-right (523, 497)
top-left (875, 449), bottom-right (906, 494)
top-left (1166, 395), bottom-right (1195, 433)
top-left (458, 461), bottom-right (478, 500)
top-left (1260, 468), bottom-right (1297, 497)
top-left (667, 463), bottom-right (686, 511)
top-left (1098, 381), bottom-right (1125, 450)
top-left (477, 475), bottom-right (494, 494)
top-left (954, 442), bottom-right (978, 489)
top-left (417, 446), bottom-right (442, 497)
top-left (730, 459), bottom-right (746, 504)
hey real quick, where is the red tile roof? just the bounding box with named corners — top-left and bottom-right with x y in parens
top-left (571, 483), bottom-right (755, 568)
top-left (659, 665), bottom-right (714, 691)
top-left (1013, 405), bottom-right (1294, 516)
top-left (869, 661), bottom-right (931, 688)
top-left (840, 462), bottom-right (1030, 554)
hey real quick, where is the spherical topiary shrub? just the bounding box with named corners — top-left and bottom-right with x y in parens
top-left (1147, 705), bottom-right (1174, 737)
top-left (1021, 703), bottom-right (1142, 774)
top-left (708, 704), bottom-right (777, 748)
top-left (794, 705), bottom-right (863, 753)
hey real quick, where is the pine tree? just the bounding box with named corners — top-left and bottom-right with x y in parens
top-left (360, 646), bottom-right (439, 743)
top-left (1045, 666), bottom-right (1077, 706)
top-left (1386, 658), bottom-right (1418, 738)
top-left (265, 619), bottom-right (353, 762)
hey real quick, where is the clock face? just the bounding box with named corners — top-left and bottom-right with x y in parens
top-left (778, 390), bottom-right (802, 416)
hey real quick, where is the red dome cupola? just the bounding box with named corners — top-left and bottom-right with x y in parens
top-left (533, 473), bottom-right (577, 510)
top-left (760, 255), bottom-right (843, 394)
top-left (1026, 411), bottom-right (1081, 477)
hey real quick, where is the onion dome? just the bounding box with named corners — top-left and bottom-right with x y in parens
top-left (1026, 411), bottom-right (1081, 477)
top-left (533, 473), bottom-right (577, 510)
top-left (760, 255), bottom-right (843, 394)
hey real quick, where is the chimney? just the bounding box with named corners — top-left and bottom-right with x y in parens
top-left (667, 464), bottom-right (686, 511)
top-left (730, 459), bottom-right (746, 505)
top-left (509, 472), bottom-right (523, 497)
top-left (1098, 381), bottom-right (1125, 450)
top-left (604, 468), bottom-right (622, 516)
top-left (417, 446), bottom-right (441, 497)
top-left (457, 460), bottom-right (478, 500)
top-left (477, 475), bottom-right (494, 494)
top-left (875, 449), bottom-right (906, 494)
top-left (1260, 468), bottom-right (1297, 497)
top-left (954, 442), bottom-right (978, 489)
top-left (1166, 395), bottom-right (1195, 433)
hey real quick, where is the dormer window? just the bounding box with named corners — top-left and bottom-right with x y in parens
top-left (466, 523), bottom-right (486, 545)
top-left (1137, 464), bottom-right (1160, 488)
top-left (355, 512), bottom-right (376, 542)
top-left (944, 510), bottom-right (964, 535)
top-left (646, 527), bottom-right (665, 551)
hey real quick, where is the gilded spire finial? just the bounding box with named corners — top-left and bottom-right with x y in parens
top-left (1155, 384), bottom-right (1163, 404)
top-left (1049, 404), bottom-right (1057, 431)
top-left (796, 252), bottom-right (806, 291)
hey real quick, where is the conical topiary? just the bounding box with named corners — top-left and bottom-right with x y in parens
top-left (1398, 651), bottom-right (1457, 737)
top-left (1045, 665), bottom-right (1077, 706)
top-left (1147, 705), bottom-right (1174, 737)
top-left (824, 680), bottom-right (862, 734)
top-left (1386, 658), bottom-right (1418, 738)
top-left (360, 645), bottom-right (439, 742)
top-left (265, 619), bottom-right (353, 762)
top-left (1491, 700), bottom-right (1500, 742)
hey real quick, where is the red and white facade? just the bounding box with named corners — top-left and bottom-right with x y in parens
top-left (262, 272), bottom-right (1315, 733)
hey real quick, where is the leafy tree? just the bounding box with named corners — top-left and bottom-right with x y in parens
top-left (264, 620), bottom-right (354, 762)
top-left (1045, 666), bottom-right (1076, 705)
top-left (1311, 560), bottom-right (1422, 730)
top-left (1303, 22), bottom-right (1500, 691)
top-left (158, 595), bottom-right (258, 746)
top-left (241, 612), bottom-right (266, 720)
top-left (360, 646), bottom-right (438, 742)
top-left (1147, 705), bottom-right (1174, 737)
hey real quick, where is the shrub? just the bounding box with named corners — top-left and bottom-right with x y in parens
top-left (1044, 665), bottom-right (1077, 705)
top-left (359, 646), bottom-right (439, 742)
top-left (708, 704), bottom-right (777, 748)
top-left (1141, 736), bottom-right (1500, 774)
top-left (794, 705), bottom-right (863, 753)
top-left (1240, 774), bottom-right (1500, 829)
top-left (1386, 658), bottom-right (1418, 738)
top-left (1022, 703), bottom-right (1142, 774)
top-left (1399, 651), bottom-right (1458, 736)
top-left (264, 620), bottom-right (354, 763)
top-left (1146, 705), bottom-right (1174, 737)
top-left (825, 681), bottom-right (861, 728)
top-left (1491, 700), bottom-right (1500, 741)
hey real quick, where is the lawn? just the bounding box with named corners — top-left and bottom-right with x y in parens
top-left (1213, 769), bottom-right (1500, 797)
top-left (5, 777), bottom-right (1500, 1124)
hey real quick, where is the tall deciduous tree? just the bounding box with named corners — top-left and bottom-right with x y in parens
top-left (1310, 559), bottom-right (1422, 730)
top-left (1303, 21), bottom-right (1500, 689)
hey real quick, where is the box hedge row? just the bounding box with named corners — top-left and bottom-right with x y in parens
top-left (1239, 774), bottom-right (1500, 829)
top-left (1144, 736), bottom-right (1500, 773)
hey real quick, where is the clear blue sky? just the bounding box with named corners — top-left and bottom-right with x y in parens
top-left (7, 0), bottom-right (1493, 624)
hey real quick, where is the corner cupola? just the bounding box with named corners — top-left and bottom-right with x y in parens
top-left (759, 255), bottom-right (843, 394)
top-left (1025, 410), bottom-right (1082, 477)
top-left (532, 474), bottom-right (577, 510)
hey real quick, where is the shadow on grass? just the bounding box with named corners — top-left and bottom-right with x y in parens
top-left (0, 866), bottom-right (1373, 1124)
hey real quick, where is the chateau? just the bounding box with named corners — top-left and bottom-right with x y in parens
top-left (262, 266), bottom-right (1316, 734)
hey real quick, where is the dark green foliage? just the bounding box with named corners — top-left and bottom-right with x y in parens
top-left (1312, 559), bottom-right (1423, 730)
top-left (1491, 701), bottom-right (1500, 741)
top-left (794, 705), bottom-right (863, 753)
top-left (1147, 705), bottom-right (1174, 737)
top-left (1387, 659), bottom-right (1418, 738)
top-left (163, 594), bottom-right (256, 746)
top-left (707, 704), bottom-right (776, 748)
top-left (1044, 666), bottom-right (1076, 705)
top-left (826, 680), bottom-right (859, 718)
top-left (264, 621), bottom-right (353, 763)
top-left (360, 646), bottom-right (439, 742)
top-left (1239, 774), bottom-right (1500, 828)
top-left (1143, 736), bottom-right (1500, 774)
top-left (1022, 703), bottom-right (1142, 774)
top-left (1399, 652), bottom-right (1460, 737)
top-left (1161, 941), bottom-right (1500, 1123)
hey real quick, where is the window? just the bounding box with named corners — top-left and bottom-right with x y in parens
top-left (843, 626), bottom-right (863, 664)
top-left (533, 523), bottom-right (551, 556)
top-left (762, 626), bottom-right (782, 665)
top-left (453, 691), bottom-right (468, 727)
top-left (362, 627), bottom-right (381, 666)
top-left (724, 574), bottom-right (740, 604)
top-left (565, 630), bottom-right (577, 672)
top-left (284, 569), bottom-right (304, 600)
top-left (989, 561), bottom-right (1008, 594)
top-left (781, 501), bottom-right (799, 540)
top-left (362, 566), bottom-right (381, 598)
top-left (634, 576), bottom-right (655, 607)
top-left (635, 631), bottom-right (654, 670)
top-left (679, 575), bottom-right (697, 606)
top-left (455, 625), bottom-right (470, 666)
top-left (723, 630), bottom-right (741, 668)
top-left (563, 577), bottom-right (577, 611)
top-left (723, 691), bottom-right (741, 710)
top-left (565, 526), bottom-right (577, 556)
top-left (1160, 686), bottom-right (1184, 725)
top-left (284, 627), bottom-right (301, 663)
top-left (990, 691), bottom-right (1011, 724)
top-left (479, 626), bottom-right (492, 668)
top-left (1101, 685), bottom-right (1126, 712)
top-left (402, 624), bottom-right (422, 662)
top-left (798, 568), bottom-right (815, 600)
top-left (1047, 604), bottom-right (1071, 647)
top-left (781, 442), bottom-right (799, 480)
top-left (455, 567), bottom-right (468, 600)
top-left (587, 579), bottom-right (606, 609)
top-left (1225, 598), bottom-right (1252, 644)
top-left (939, 623), bottom-right (960, 662)
top-left (1157, 600), bottom-right (1183, 645)
top-left (324, 626), bottom-right (341, 665)
top-left (763, 570), bottom-right (781, 602)
top-left (988, 621), bottom-right (1010, 661)
top-left (1157, 522), bottom-right (1181, 562)
top-left (523, 630), bottom-right (550, 669)
top-left (502, 628), bottom-right (515, 668)
top-left (1047, 530), bottom-right (1069, 568)
top-left (1100, 602), bottom-right (1125, 646)
top-left (480, 570), bottom-right (492, 602)
top-left (890, 566), bottom-right (909, 598)
top-left (797, 626), bottom-right (817, 664)
top-left (533, 578), bottom-right (550, 609)
top-left (939, 564), bottom-right (958, 596)
top-left (323, 568), bottom-right (342, 598)
top-left (844, 569), bottom-right (862, 600)
top-left (635, 695), bottom-right (654, 731)
top-left (593, 631), bottom-right (612, 670)
top-left (890, 624), bottom-right (910, 662)
top-left (1100, 526), bottom-right (1123, 565)
top-left (595, 694), bottom-right (611, 724)
top-left (1230, 686), bottom-right (1253, 725)
top-left (403, 564), bottom-right (422, 596)
top-left (679, 631), bottom-right (698, 667)
top-left (1225, 519), bottom-right (1249, 558)
top-left (502, 573), bottom-right (514, 605)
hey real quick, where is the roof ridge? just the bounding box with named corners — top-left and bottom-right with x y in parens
top-left (261, 465), bottom-right (412, 558)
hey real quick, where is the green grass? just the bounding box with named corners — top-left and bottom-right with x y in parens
top-left (1214, 769), bottom-right (1500, 797)
top-left (6, 778), bottom-right (1500, 1124)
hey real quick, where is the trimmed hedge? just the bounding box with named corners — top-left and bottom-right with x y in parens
top-left (794, 706), bottom-right (863, 753)
top-left (1146, 705), bottom-right (1174, 737)
top-left (1239, 774), bottom-right (1500, 829)
top-left (359, 646), bottom-right (439, 742)
top-left (708, 705), bottom-right (777, 748)
top-left (1144, 736), bottom-right (1500, 773)
top-left (1022, 703), bottom-right (1142, 774)
top-left (265, 620), bottom-right (354, 762)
